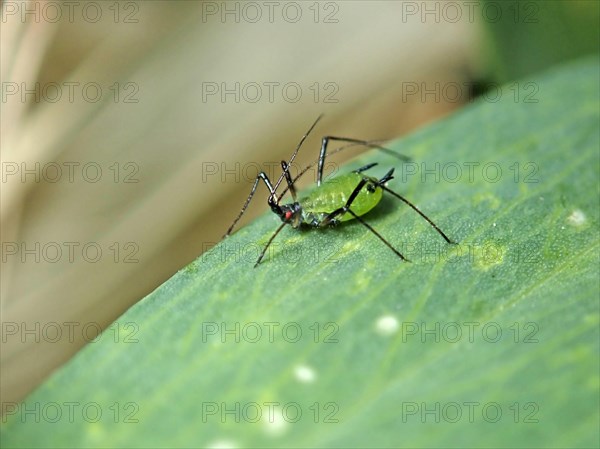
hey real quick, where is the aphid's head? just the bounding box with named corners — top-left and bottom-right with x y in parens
top-left (276, 202), bottom-right (302, 228)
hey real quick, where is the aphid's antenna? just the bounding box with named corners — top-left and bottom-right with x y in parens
top-left (254, 222), bottom-right (286, 267)
top-left (378, 183), bottom-right (455, 244)
top-left (271, 114), bottom-right (324, 201)
top-left (280, 161), bottom-right (297, 201)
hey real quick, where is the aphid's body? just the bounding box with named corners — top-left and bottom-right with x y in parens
top-left (224, 115), bottom-right (455, 266)
top-left (294, 173), bottom-right (382, 227)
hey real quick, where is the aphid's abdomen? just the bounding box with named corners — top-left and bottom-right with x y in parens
top-left (299, 172), bottom-right (382, 225)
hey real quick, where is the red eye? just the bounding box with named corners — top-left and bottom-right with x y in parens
top-left (285, 211), bottom-right (293, 220)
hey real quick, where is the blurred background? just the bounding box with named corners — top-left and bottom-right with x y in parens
top-left (1, 0), bottom-right (598, 406)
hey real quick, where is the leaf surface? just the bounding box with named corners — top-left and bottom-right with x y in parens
top-left (2, 57), bottom-right (599, 449)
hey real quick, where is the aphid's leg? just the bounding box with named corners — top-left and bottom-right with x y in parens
top-left (254, 222), bottom-right (287, 267)
top-left (317, 178), bottom-right (409, 261)
top-left (280, 161), bottom-right (297, 202)
top-left (224, 172), bottom-right (279, 238)
top-left (317, 136), bottom-right (410, 186)
top-left (344, 209), bottom-right (409, 261)
top-left (278, 141), bottom-right (408, 203)
top-left (376, 181), bottom-right (456, 245)
top-left (318, 178), bottom-right (368, 227)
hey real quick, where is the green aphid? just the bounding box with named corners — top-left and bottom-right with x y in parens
top-left (224, 115), bottom-right (455, 266)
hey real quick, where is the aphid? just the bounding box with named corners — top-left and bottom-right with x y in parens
top-left (224, 115), bottom-right (455, 267)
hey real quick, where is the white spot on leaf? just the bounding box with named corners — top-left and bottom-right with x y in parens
top-left (376, 315), bottom-right (399, 336)
top-left (567, 209), bottom-right (586, 227)
top-left (294, 365), bottom-right (316, 383)
top-left (263, 405), bottom-right (288, 437)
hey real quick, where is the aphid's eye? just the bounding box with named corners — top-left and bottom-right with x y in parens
top-left (367, 183), bottom-right (376, 193)
top-left (285, 210), bottom-right (293, 221)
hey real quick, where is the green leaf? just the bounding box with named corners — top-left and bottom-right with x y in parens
top-left (2, 57), bottom-right (598, 448)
